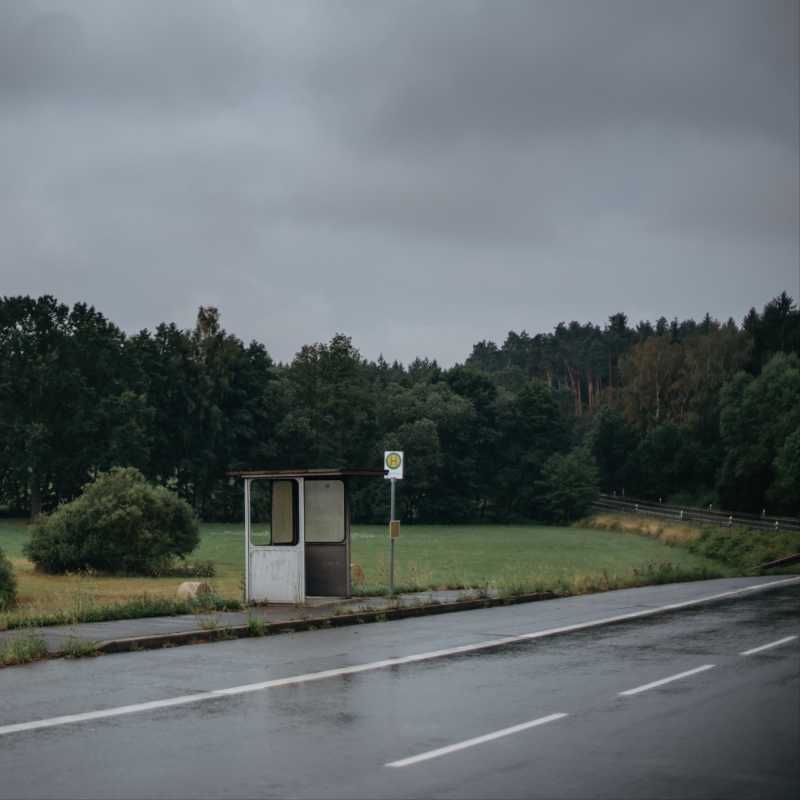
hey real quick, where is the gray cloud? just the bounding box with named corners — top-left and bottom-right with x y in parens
top-left (1, 1), bottom-right (797, 364)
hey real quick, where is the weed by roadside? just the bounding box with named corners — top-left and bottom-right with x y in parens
top-left (567, 562), bottom-right (722, 595)
top-left (495, 579), bottom-right (536, 599)
top-left (61, 637), bottom-right (99, 659)
top-left (196, 616), bottom-right (236, 640)
top-left (246, 614), bottom-right (267, 637)
top-left (190, 586), bottom-right (240, 613)
top-left (456, 583), bottom-right (494, 601)
top-left (350, 559), bottom-right (440, 597)
top-left (0, 632), bottom-right (48, 666)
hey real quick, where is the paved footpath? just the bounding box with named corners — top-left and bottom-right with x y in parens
top-left (1, 574), bottom-right (799, 659)
top-left (1, 588), bottom-right (540, 656)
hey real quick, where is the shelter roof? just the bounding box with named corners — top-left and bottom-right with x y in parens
top-left (226, 468), bottom-right (385, 479)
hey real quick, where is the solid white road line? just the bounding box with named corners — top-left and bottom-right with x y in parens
top-left (740, 635), bottom-right (798, 656)
top-left (0, 576), bottom-right (797, 738)
top-left (386, 713), bottom-right (568, 768)
top-left (619, 664), bottom-right (716, 696)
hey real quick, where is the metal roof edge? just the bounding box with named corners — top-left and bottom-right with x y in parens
top-left (226, 468), bottom-right (386, 479)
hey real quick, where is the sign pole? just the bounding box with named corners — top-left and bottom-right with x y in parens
top-left (389, 477), bottom-right (396, 595)
top-left (384, 450), bottom-right (403, 597)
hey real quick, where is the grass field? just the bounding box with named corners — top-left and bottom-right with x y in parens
top-left (0, 517), bottom-right (734, 629)
top-left (348, 524), bottom-right (731, 594)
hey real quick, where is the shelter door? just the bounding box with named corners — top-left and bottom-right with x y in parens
top-left (246, 479), bottom-right (304, 604)
top-left (304, 479), bottom-right (350, 597)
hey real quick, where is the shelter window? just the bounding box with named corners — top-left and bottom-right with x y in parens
top-left (304, 480), bottom-right (345, 543)
top-left (249, 479), bottom-right (298, 546)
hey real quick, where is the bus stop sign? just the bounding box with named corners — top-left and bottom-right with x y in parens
top-left (384, 451), bottom-right (404, 480)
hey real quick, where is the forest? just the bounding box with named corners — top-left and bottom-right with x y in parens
top-left (0, 292), bottom-right (798, 523)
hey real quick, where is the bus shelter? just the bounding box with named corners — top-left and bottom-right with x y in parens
top-left (228, 468), bottom-right (384, 604)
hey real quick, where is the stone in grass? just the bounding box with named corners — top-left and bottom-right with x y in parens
top-left (176, 581), bottom-right (212, 601)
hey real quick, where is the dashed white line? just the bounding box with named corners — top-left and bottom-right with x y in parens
top-left (386, 713), bottom-right (569, 767)
top-left (740, 635), bottom-right (798, 656)
top-left (619, 664), bottom-right (716, 696)
top-left (0, 577), bottom-right (797, 738)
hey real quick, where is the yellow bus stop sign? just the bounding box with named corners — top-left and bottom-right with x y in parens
top-left (384, 451), bottom-right (404, 479)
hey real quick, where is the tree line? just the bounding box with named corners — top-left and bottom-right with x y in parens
top-left (0, 293), bottom-right (797, 523)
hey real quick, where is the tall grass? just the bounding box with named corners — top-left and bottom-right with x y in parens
top-left (1, 632), bottom-right (48, 666)
top-left (586, 512), bottom-right (800, 574)
top-left (584, 513), bottom-right (701, 545)
top-left (1, 591), bottom-right (241, 631)
top-left (61, 637), bottom-right (99, 659)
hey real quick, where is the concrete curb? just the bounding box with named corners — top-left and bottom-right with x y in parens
top-left (94, 591), bottom-right (558, 655)
top-left (88, 575), bottom-right (800, 657)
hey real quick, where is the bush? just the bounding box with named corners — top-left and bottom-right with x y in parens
top-left (25, 467), bottom-right (200, 575)
top-left (0, 545), bottom-right (17, 610)
top-left (687, 527), bottom-right (800, 573)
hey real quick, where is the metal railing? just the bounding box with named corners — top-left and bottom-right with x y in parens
top-left (593, 493), bottom-right (800, 533)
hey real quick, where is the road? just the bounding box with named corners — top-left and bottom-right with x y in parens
top-left (1, 578), bottom-right (798, 799)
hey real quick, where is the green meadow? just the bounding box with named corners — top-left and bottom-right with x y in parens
top-left (0, 518), bottom-right (733, 629)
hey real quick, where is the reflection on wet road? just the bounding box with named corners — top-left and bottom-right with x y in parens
top-left (0, 579), bottom-right (797, 799)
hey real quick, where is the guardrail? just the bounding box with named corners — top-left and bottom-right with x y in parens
top-left (593, 494), bottom-right (800, 533)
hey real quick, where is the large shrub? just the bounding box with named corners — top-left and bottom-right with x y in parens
top-left (0, 546), bottom-right (17, 609)
top-left (25, 468), bottom-right (200, 575)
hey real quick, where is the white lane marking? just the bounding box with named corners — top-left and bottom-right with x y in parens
top-left (619, 664), bottom-right (716, 696)
top-left (0, 576), bottom-right (797, 738)
top-left (740, 635), bottom-right (798, 656)
top-left (386, 713), bottom-right (568, 768)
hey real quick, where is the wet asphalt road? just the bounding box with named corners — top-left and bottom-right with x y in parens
top-left (0, 580), bottom-right (798, 799)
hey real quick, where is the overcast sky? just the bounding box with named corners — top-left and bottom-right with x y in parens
top-left (1, 1), bottom-right (798, 364)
